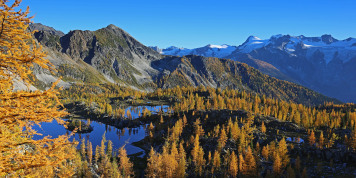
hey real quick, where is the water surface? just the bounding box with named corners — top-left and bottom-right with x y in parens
top-left (32, 105), bottom-right (169, 156)
top-left (123, 105), bottom-right (170, 119)
top-left (33, 120), bottom-right (147, 156)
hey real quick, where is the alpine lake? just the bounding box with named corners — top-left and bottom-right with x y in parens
top-left (33, 105), bottom-right (170, 157)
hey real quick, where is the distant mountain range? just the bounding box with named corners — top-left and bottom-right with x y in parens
top-left (151, 35), bottom-right (356, 102)
top-left (27, 23), bottom-right (340, 105)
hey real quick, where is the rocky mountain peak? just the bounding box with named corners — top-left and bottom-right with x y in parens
top-left (101, 24), bottom-right (130, 36)
top-left (246, 35), bottom-right (261, 41)
top-left (29, 23), bottom-right (64, 37)
top-left (321, 34), bottom-right (338, 44)
top-left (149, 46), bottom-right (163, 53)
top-left (106, 24), bottom-right (119, 29)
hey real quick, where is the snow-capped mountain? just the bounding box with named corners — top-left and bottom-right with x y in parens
top-left (234, 34), bottom-right (356, 64)
top-left (155, 34), bottom-right (356, 64)
top-left (152, 35), bottom-right (356, 102)
top-left (151, 44), bottom-right (237, 58)
top-left (237, 35), bottom-right (269, 53)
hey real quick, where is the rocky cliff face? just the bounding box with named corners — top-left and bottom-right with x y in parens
top-left (31, 23), bottom-right (162, 89)
top-left (29, 23), bottom-right (65, 37)
top-left (29, 23), bottom-right (339, 105)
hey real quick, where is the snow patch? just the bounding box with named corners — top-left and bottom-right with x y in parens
top-left (238, 37), bottom-right (269, 53)
top-left (208, 44), bottom-right (229, 49)
top-left (161, 44), bottom-right (237, 58)
top-left (247, 36), bottom-right (262, 41)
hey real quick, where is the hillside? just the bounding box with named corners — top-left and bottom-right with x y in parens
top-left (153, 55), bottom-right (339, 105)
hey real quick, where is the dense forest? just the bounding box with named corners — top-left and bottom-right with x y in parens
top-left (1, 0), bottom-right (356, 177)
top-left (61, 84), bottom-right (356, 177)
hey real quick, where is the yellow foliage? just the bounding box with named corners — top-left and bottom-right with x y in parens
top-left (309, 130), bottom-right (316, 146)
top-left (261, 121), bottom-right (266, 133)
top-left (273, 153), bottom-right (282, 175)
top-left (244, 146), bottom-right (256, 176)
top-left (262, 145), bottom-right (269, 161)
top-left (212, 150), bottom-right (221, 173)
top-left (118, 146), bottom-right (134, 177)
top-left (351, 126), bottom-right (356, 151)
top-left (278, 138), bottom-right (289, 168)
top-left (146, 147), bottom-right (161, 178)
top-left (228, 151), bottom-right (238, 177)
top-left (0, 0), bottom-right (76, 176)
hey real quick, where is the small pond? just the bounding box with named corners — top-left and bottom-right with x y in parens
top-left (32, 105), bottom-right (169, 156)
top-left (123, 105), bottom-right (170, 119)
top-left (286, 137), bottom-right (304, 143)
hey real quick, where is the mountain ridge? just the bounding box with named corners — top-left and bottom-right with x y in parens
top-left (28, 23), bottom-right (340, 105)
top-left (153, 34), bottom-right (356, 102)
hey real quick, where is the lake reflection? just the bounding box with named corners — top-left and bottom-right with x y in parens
top-left (123, 105), bottom-right (170, 119)
top-left (32, 105), bottom-right (170, 156)
top-left (33, 105), bottom-right (170, 156)
top-left (33, 120), bottom-right (147, 156)
top-left (286, 137), bottom-right (304, 143)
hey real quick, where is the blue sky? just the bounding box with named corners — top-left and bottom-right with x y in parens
top-left (20, 0), bottom-right (356, 48)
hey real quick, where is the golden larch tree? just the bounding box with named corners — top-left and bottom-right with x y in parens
top-left (217, 127), bottom-right (227, 150)
top-left (278, 138), bottom-right (289, 168)
top-left (212, 150), bottom-right (221, 173)
top-left (107, 140), bottom-right (113, 158)
top-left (308, 130), bottom-right (316, 146)
top-left (170, 141), bottom-right (179, 162)
top-left (208, 151), bottom-right (212, 164)
top-left (261, 121), bottom-right (266, 133)
top-left (196, 146), bottom-right (206, 176)
top-left (0, 0), bottom-right (76, 176)
top-left (262, 145), bottom-right (269, 161)
top-left (228, 151), bottom-right (238, 177)
top-left (191, 134), bottom-right (200, 164)
top-left (146, 147), bottom-right (161, 178)
top-left (118, 146), bottom-right (134, 177)
top-left (238, 153), bottom-right (244, 174)
top-left (350, 126), bottom-right (356, 151)
top-left (87, 140), bottom-right (93, 164)
top-left (319, 131), bottom-right (324, 149)
top-left (191, 134), bottom-right (205, 176)
top-left (80, 138), bottom-right (86, 157)
top-left (95, 145), bottom-right (100, 164)
top-left (176, 142), bottom-right (186, 177)
top-left (244, 146), bottom-right (256, 176)
top-left (273, 153), bottom-right (282, 175)
top-left (193, 118), bottom-right (204, 137)
top-left (161, 142), bottom-right (178, 178)
top-left (100, 135), bottom-right (106, 158)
